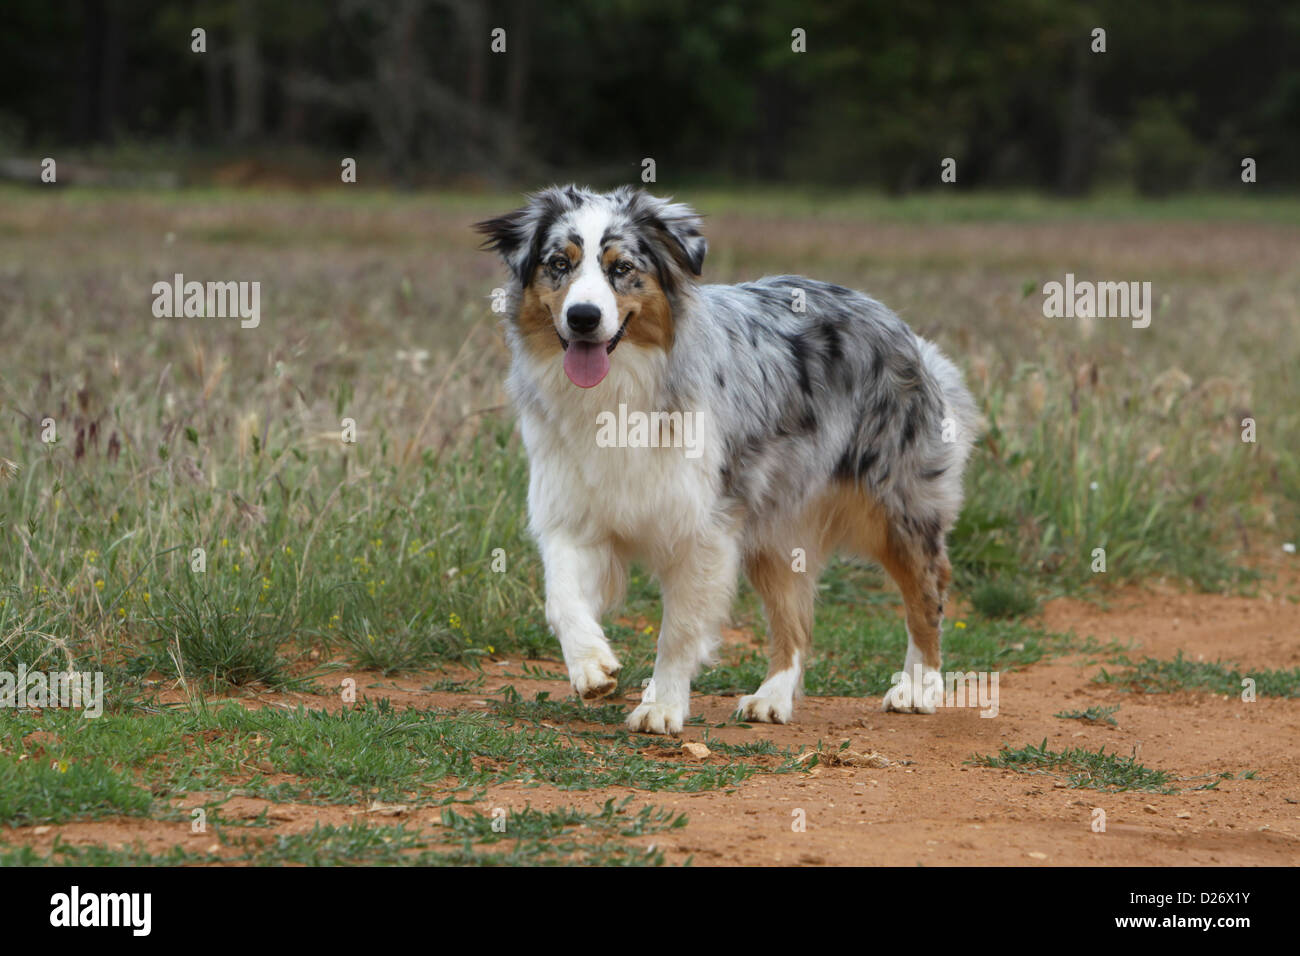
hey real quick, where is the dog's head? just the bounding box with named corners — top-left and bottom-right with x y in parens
top-left (475, 185), bottom-right (706, 388)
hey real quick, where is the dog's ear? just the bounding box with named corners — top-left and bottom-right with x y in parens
top-left (623, 190), bottom-right (706, 283)
top-left (474, 186), bottom-right (579, 284)
top-left (651, 198), bottom-right (707, 277)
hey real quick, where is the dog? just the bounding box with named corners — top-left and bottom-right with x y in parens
top-left (476, 185), bottom-right (978, 734)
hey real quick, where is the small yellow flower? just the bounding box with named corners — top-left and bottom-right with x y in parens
top-left (955, 620), bottom-right (967, 629)
top-left (117, 607), bottom-right (126, 617)
top-left (262, 576), bottom-right (271, 591)
top-left (283, 546), bottom-right (293, 555)
top-left (448, 613), bottom-right (462, 630)
top-left (142, 592), bottom-right (150, 603)
top-left (220, 538), bottom-right (228, 548)
top-left (234, 563), bottom-right (241, 572)
top-left (84, 549), bottom-right (99, 562)
top-left (643, 625), bottom-right (654, 635)
top-left (487, 645), bottom-right (495, 654)
top-left (94, 580), bottom-right (105, 592)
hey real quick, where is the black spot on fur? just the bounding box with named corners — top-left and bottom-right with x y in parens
top-left (781, 331), bottom-right (814, 397)
top-left (856, 447), bottom-right (879, 477)
top-left (820, 321), bottom-right (844, 365)
top-left (900, 413), bottom-right (918, 450)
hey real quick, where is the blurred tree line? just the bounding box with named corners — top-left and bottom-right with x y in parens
top-left (1, 0), bottom-right (1296, 193)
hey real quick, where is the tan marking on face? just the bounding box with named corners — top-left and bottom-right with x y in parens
top-left (517, 278), bottom-right (570, 360)
top-left (518, 240), bottom-right (585, 359)
top-left (603, 246), bottom-right (674, 352)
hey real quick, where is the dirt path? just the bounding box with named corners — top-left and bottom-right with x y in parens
top-left (8, 584), bottom-right (1299, 866)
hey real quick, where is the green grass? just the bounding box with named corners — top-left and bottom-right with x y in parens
top-left (0, 758), bottom-right (153, 827)
top-left (0, 798), bottom-right (686, 866)
top-left (1094, 652), bottom-right (1300, 698)
top-left (969, 739), bottom-right (1177, 793)
top-left (1055, 704), bottom-right (1121, 726)
top-left (967, 576), bottom-right (1039, 620)
top-left (951, 379), bottom-right (1258, 592)
top-left (0, 698), bottom-right (802, 825)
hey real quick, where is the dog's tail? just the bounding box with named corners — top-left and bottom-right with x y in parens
top-left (915, 338), bottom-right (982, 529)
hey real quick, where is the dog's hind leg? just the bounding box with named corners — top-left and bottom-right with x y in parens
top-left (828, 485), bottom-right (949, 714)
top-left (627, 530), bottom-right (740, 735)
top-left (736, 548), bottom-right (819, 724)
top-left (873, 521), bottom-right (949, 714)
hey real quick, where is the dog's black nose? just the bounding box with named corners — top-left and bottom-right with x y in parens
top-left (566, 303), bottom-right (602, 335)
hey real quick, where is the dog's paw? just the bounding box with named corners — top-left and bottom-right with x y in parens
top-left (626, 700), bottom-right (685, 735)
top-left (881, 669), bottom-right (942, 714)
top-left (569, 648), bottom-right (622, 701)
top-left (735, 694), bottom-right (793, 724)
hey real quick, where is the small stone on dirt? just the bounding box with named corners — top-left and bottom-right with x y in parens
top-left (367, 800), bottom-right (410, 816)
top-left (681, 742), bottom-right (710, 760)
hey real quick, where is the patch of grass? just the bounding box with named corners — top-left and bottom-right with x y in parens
top-left (0, 798), bottom-right (686, 866)
top-left (0, 840), bottom-right (216, 866)
top-left (1094, 652), bottom-right (1300, 698)
top-left (967, 576), bottom-right (1038, 619)
top-left (0, 758), bottom-right (153, 827)
top-left (0, 698), bottom-right (799, 814)
top-left (490, 689), bottom-right (629, 726)
top-left (1055, 704), bottom-right (1120, 726)
top-left (142, 570), bottom-right (307, 690)
top-left (970, 739), bottom-right (1176, 793)
top-left (953, 380), bottom-right (1257, 592)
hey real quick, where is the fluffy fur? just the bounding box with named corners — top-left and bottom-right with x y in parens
top-left (476, 185), bottom-right (979, 734)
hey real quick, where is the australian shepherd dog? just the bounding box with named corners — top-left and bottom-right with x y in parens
top-left (476, 186), bottom-right (978, 734)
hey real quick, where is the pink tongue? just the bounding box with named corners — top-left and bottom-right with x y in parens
top-left (563, 341), bottom-right (610, 388)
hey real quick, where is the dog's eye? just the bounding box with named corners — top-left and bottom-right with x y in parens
top-left (613, 261), bottom-right (634, 277)
top-left (549, 256), bottom-right (569, 273)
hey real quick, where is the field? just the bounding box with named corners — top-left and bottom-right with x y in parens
top-left (1, 186), bottom-right (1298, 865)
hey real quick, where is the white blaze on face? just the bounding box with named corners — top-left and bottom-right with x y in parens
top-left (560, 202), bottom-right (621, 342)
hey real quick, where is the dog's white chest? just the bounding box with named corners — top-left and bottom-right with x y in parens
top-left (513, 350), bottom-right (722, 549)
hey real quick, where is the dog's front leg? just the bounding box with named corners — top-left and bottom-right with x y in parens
top-left (540, 535), bottom-right (623, 700)
top-left (627, 532), bottom-right (739, 735)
